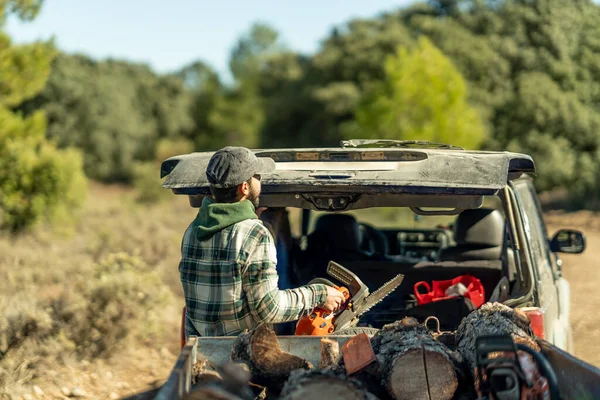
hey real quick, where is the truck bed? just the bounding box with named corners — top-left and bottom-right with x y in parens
top-left (154, 335), bottom-right (600, 400)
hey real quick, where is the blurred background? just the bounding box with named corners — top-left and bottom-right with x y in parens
top-left (2, 0), bottom-right (600, 398)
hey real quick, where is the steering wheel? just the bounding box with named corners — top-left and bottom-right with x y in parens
top-left (359, 223), bottom-right (387, 256)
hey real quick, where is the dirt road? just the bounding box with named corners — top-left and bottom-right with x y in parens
top-left (546, 211), bottom-right (600, 367)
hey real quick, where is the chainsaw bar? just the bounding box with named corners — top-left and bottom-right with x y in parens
top-left (353, 273), bottom-right (405, 317)
top-left (333, 272), bottom-right (405, 332)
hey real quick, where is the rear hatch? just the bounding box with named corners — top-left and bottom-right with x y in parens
top-left (160, 140), bottom-right (535, 211)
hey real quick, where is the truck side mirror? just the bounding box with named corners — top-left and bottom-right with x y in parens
top-left (550, 229), bottom-right (586, 254)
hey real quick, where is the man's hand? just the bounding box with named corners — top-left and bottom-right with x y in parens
top-left (321, 286), bottom-right (346, 312)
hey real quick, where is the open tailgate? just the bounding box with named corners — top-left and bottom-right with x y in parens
top-left (160, 147), bottom-right (534, 210)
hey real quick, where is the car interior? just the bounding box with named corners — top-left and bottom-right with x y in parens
top-left (259, 194), bottom-right (518, 334)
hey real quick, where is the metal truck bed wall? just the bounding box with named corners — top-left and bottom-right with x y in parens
top-left (155, 335), bottom-right (600, 400)
top-left (537, 339), bottom-right (600, 399)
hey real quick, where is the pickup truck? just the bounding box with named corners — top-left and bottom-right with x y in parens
top-left (155, 140), bottom-right (600, 399)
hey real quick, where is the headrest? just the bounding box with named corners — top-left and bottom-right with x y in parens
top-left (312, 213), bottom-right (361, 252)
top-left (454, 208), bottom-right (504, 247)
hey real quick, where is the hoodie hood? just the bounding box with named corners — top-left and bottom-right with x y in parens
top-left (194, 197), bottom-right (258, 241)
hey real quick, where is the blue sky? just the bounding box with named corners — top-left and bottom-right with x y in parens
top-left (6, 0), bottom-right (414, 77)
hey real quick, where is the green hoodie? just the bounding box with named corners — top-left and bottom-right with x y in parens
top-left (194, 197), bottom-right (258, 241)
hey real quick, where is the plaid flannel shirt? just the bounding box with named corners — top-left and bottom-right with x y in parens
top-left (180, 217), bottom-right (328, 337)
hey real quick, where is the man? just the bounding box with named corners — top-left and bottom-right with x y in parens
top-left (179, 146), bottom-right (345, 337)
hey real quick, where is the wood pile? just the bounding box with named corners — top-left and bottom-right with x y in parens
top-left (185, 302), bottom-right (542, 400)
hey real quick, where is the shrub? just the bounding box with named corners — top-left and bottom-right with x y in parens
top-left (66, 252), bottom-right (173, 358)
top-left (133, 138), bottom-right (194, 204)
top-left (0, 109), bottom-right (87, 233)
top-left (155, 137), bottom-right (195, 162)
top-left (0, 294), bottom-right (54, 359)
top-left (133, 161), bottom-right (169, 204)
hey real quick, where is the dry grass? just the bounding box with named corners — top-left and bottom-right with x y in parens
top-left (0, 182), bottom-right (196, 399)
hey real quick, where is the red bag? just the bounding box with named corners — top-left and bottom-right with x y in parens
top-left (413, 275), bottom-right (485, 308)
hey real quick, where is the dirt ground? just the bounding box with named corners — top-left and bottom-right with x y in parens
top-left (545, 211), bottom-right (600, 367)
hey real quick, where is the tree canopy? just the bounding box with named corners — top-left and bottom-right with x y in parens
top-left (10, 0), bottom-right (600, 212)
top-left (402, 0), bottom-right (600, 196)
top-left (349, 37), bottom-right (486, 149)
top-left (19, 54), bottom-right (194, 182)
top-left (1, 0), bottom-right (86, 233)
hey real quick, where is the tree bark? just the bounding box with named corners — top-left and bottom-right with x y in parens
top-left (367, 317), bottom-right (463, 400)
top-left (319, 337), bottom-right (340, 369)
top-left (230, 323), bottom-right (313, 392)
top-left (279, 369), bottom-right (379, 400)
top-left (456, 302), bottom-right (540, 374)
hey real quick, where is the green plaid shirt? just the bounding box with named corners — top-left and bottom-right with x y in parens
top-left (180, 217), bottom-right (328, 337)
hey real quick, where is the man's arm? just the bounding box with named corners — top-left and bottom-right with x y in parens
top-left (241, 225), bottom-right (329, 324)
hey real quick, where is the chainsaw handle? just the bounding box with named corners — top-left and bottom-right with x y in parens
top-left (308, 278), bottom-right (351, 306)
top-left (334, 285), bottom-right (351, 304)
top-left (295, 285), bottom-right (351, 336)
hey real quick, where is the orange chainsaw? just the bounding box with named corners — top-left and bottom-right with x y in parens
top-left (295, 261), bottom-right (404, 335)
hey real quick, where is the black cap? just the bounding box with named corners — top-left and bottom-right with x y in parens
top-left (206, 146), bottom-right (276, 188)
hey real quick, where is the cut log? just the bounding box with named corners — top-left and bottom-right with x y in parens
top-left (279, 369), bottom-right (379, 400)
top-left (194, 370), bottom-right (224, 386)
top-left (319, 337), bottom-right (340, 369)
top-left (456, 302), bottom-right (540, 374)
top-left (231, 323), bottom-right (312, 391)
top-left (227, 362), bottom-right (267, 399)
top-left (191, 360), bottom-right (223, 386)
top-left (186, 361), bottom-right (260, 400)
top-left (368, 317), bottom-right (463, 400)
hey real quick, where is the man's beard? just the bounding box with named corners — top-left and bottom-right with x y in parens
top-left (248, 184), bottom-right (260, 209)
top-left (249, 194), bottom-right (260, 209)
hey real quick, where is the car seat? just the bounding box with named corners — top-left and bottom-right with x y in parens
top-left (438, 208), bottom-right (505, 261)
top-left (300, 214), bottom-right (377, 281)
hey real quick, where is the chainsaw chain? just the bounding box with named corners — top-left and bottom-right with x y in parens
top-left (354, 273), bottom-right (404, 316)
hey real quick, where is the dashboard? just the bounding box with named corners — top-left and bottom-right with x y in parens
top-left (381, 228), bottom-right (454, 260)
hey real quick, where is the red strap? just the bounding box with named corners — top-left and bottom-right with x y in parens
top-left (414, 281), bottom-right (431, 303)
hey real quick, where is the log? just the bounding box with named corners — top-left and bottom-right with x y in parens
top-left (231, 323), bottom-right (312, 391)
top-left (319, 337), bottom-right (340, 369)
top-left (186, 360), bottom-right (261, 400)
top-left (455, 302), bottom-right (540, 374)
top-left (191, 359), bottom-right (223, 386)
top-left (368, 317), bottom-right (463, 400)
top-left (279, 369), bottom-right (379, 400)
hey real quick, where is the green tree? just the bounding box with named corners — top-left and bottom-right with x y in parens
top-left (177, 61), bottom-right (221, 150)
top-left (0, 0), bottom-right (87, 233)
top-left (206, 83), bottom-right (264, 149)
top-left (350, 37), bottom-right (486, 149)
top-left (229, 22), bottom-right (281, 82)
top-left (402, 0), bottom-right (600, 199)
top-left (260, 16), bottom-right (414, 148)
top-left (19, 54), bottom-right (193, 182)
top-left (182, 23), bottom-right (283, 150)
